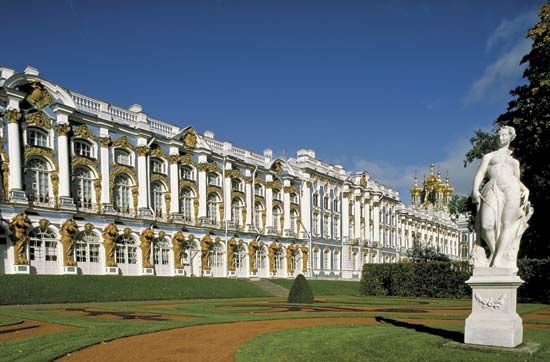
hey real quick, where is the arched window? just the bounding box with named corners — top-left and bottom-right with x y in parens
top-left (254, 184), bottom-right (264, 197)
top-left (73, 167), bottom-right (94, 209)
top-left (209, 242), bottom-right (224, 268)
top-left (29, 227), bottom-right (57, 262)
top-left (312, 193), bottom-right (319, 208)
top-left (113, 174), bottom-right (131, 213)
top-left (312, 212), bottom-right (319, 236)
top-left (74, 140), bottom-right (92, 158)
top-left (290, 192), bottom-right (299, 204)
top-left (273, 189), bottom-right (282, 201)
top-left (116, 234), bottom-right (137, 265)
top-left (154, 238), bottom-right (170, 265)
top-left (333, 199), bottom-right (339, 212)
top-left (114, 149), bottom-right (131, 165)
top-left (207, 172), bottom-right (220, 186)
top-left (256, 246), bottom-right (267, 270)
top-left (313, 248), bottom-right (320, 269)
top-left (323, 214), bottom-right (330, 238)
top-left (232, 178), bottom-right (243, 192)
top-left (151, 182), bottom-right (165, 217)
top-left (333, 215), bottom-right (340, 239)
top-left (273, 206), bottom-right (282, 232)
top-left (207, 193), bottom-right (219, 223)
top-left (333, 249), bottom-right (340, 270)
top-left (254, 202), bottom-right (263, 228)
top-left (323, 249), bottom-right (330, 269)
top-left (231, 198), bottom-right (242, 226)
top-left (27, 128), bottom-right (49, 147)
top-left (274, 249), bottom-right (285, 271)
top-left (26, 158), bottom-right (50, 204)
top-left (151, 158), bottom-right (165, 174)
top-left (233, 243), bottom-right (246, 271)
top-left (76, 231), bottom-right (100, 263)
top-left (180, 188), bottom-right (194, 222)
top-left (180, 165), bottom-right (194, 180)
top-left (290, 210), bottom-right (299, 234)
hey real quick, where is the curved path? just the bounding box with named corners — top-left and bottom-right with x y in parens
top-left (61, 318), bottom-right (378, 362)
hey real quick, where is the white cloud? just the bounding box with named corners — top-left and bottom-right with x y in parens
top-left (486, 10), bottom-right (537, 50)
top-left (353, 137), bottom-right (478, 204)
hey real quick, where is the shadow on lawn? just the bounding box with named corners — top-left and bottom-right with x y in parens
top-left (375, 316), bottom-right (463, 343)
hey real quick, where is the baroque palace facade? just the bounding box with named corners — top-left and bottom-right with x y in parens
top-left (0, 66), bottom-right (469, 279)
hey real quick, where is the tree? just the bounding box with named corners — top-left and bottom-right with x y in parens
top-left (448, 194), bottom-right (477, 231)
top-left (287, 274), bottom-right (314, 303)
top-left (466, 3), bottom-right (550, 258)
top-left (406, 244), bottom-right (450, 262)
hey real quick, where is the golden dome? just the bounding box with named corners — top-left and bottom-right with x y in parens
top-left (411, 176), bottom-right (422, 196)
top-left (443, 176), bottom-right (454, 195)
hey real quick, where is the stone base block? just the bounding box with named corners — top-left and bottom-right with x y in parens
top-left (228, 271), bottom-right (236, 277)
top-left (173, 269), bottom-right (185, 276)
top-left (59, 196), bottom-right (75, 209)
top-left (142, 268), bottom-right (154, 275)
top-left (10, 190), bottom-right (27, 204)
top-left (14, 264), bottom-right (30, 274)
top-left (202, 270), bottom-right (212, 277)
top-left (105, 266), bottom-right (119, 275)
top-left (464, 267), bottom-right (524, 348)
top-left (63, 265), bottom-right (78, 274)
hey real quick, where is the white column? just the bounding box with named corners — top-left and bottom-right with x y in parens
top-left (245, 177), bottom-right (252, 227)
top-left (283, 180), bottom-right (291, 231)
top-left (223, 167), bottom-right (232, 222)
top-left (198, 154), bottom-right (208, 218)
top-left (266, 175), bottom-right (273, 230)
top-left (136, 137), bottom-right (149, 214)
top-left (6, 92), bottom-right (24, 194)
top-left (373, 200), bottom-right (380, 243)
top-left (99, 129), bottom-right (110, 206)
top-left (169, 148), bottom-right (179, 215)
top-left (52, 105), bottom-right (74, 207)
top-left (342, 193), bottom-right (349, 240)
top-left (364, 200), bottom-right (371, 241)
top-left (354, 195), bottom-right (361, 241)
top-left (300, 182), bottom-right (311, 237)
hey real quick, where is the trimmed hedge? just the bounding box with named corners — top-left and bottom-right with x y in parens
top-left (0, 275), bottom-right (271, 305)
top-left (360, 259), bottom-right (550, 303)
top-left (287, 274), bottom-right (314, 303)
top-left (271, 279), bottom-right (361, 296)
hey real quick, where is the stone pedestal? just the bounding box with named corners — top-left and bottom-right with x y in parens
top-left (104, 266), bottom-right (119, 275)
top-left (63, 265), bottom-right (78, 274)
top-left (202, 270), bottom-right (212, 277)
top-left (59, 196), bottom-right (76, 209)
top-left (10, 190), bottom-right (27, 204)
top-left (173, 268), bottom-right (185, 276)
top-left (142, 268), bottom-right (154, 276)
top-left (464, 267), bottom-right (524, 348)
top-left (14, 264), bottom-right (30, 274)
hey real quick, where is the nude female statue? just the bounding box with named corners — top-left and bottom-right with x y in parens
top-left (472, 126), bottom-right (533, 272)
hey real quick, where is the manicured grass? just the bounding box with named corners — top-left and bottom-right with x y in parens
top-left (271, 278), bottom-right (361, 296)
top-left (236, 324), bottom-right (550, 362)
top-left (0, 275), bottom-right (271, 305)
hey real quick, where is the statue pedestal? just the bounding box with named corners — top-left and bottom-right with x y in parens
top-left (465, 267), bottom-right (524, 348)
top-left (14, 264), bottom-right (30, 274)
top-left (202, 270), bottom-right (212, 277)
top-left (63, 266), bottom-right (78, 275)
top-left (142, 268), bottom-right (154, 276)
top-left (104, 266), bottom-right (119, 275)
top-left (173, 268), bottom-right (185, 276)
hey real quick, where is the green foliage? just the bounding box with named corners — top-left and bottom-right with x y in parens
top-left (464, 129), bottom-right (498, 166)
top-left (270, 278), bottom-right (361, 296)
top-left (360, 262), bottom-right (471, 298)
top-left (466, 3), bottom-right (550, 258)
top-left (406, 244), bottom-right (450, 262)
top-left (0, 275), bottom-right (270, 305)
top-left (518, 258), bottom-right (550, 304)
top-left (287, 274), bottom-right (314, 303)
top-left (448, 194), bottom-right (477, 231)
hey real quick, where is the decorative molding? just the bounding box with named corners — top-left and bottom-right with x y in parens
top-left (131, 186), bottom-right (138, 216)
top-left (207, 185), bottom-right (222, 195)
top-left (110, 164), bottom-right (137, 184)
top-left (51, 171), bottom-right (59, 207)
top-left (254, 176), bottom-right (265, 186)
top-left (99, 136), bottom-right (111, 147)
top-left (283, 186), bottom-right (297, 194)
top-left (72, 155), bottom-right (99, 171)
top-left (226, 169), bottom-right (242, 179)
top-left (6, 109), bottom-right (22, 124)
top-left (475, 293), bottom-right (506, 310)
top-left (181, 128), bottom-right (197, 149)
top-left (151, 173), bottom-right (169, 186)
top-left (136, 146), bottom-right (150, 157)
top-left (150, 146), bottom-right (166, 159)
top-left (56, 123), bottom-right (71, 136)
top-left (73, 125), bottom-right (98, 141)
top-left (94, 179), bottom-right (101, 213)
top-left (24, 145), bottom-right (58, 169)
top-left (26, 82), bottom-right (54, 110)
top-left (197, 162), bottom-right (220, 172)
top-left (26, 111), bottom-right (52, 129)
top-left (168, 154), bottom-right (195, 166)
top-left (178, 179), bottom-right (197, 192)
top-left (112, 135), bottom-right (135, 150)
top-left (266, 179), bottom-right (282, 189)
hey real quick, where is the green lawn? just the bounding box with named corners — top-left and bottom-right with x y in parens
top-left (0, 280), bottom-right (548, 362)
top-left (270, 278), bottom-right (361, 296)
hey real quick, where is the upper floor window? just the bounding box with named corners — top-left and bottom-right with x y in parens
top-left (333, 199), bottom-right (339, 212)
top-left (115, 149), bottom-right (131, 166)
top-left (290, 193), bottom-right (299, 204)
top-left (151, 158), bottom-right (165, 174)
top-left (312, 193), bottom-right (319, 208)
top-left (27, 128), bottom-right (48, 147)
top-left (323, 196), bottom-right (329, 209)
top-left (255, 184), bottom-right (264, 197)
top-left (208, 172), bottom-right (220, 187)
top-left (273, 189), bottom-right (282, 201)
top-left (180, 165), bottom-right (194, 180)
top-left (74, 140), bottom-right (92, 158)
top-left (232, 178), bottom-right (243, 192)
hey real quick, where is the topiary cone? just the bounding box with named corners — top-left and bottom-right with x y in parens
top-left (287, 274), bottom-right (314, 303)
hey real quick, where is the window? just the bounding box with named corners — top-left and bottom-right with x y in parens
top-left (231, 198), bottom-right (242, 226)
top-left (27, 128), bottom-right (48, 147)
top-left (76, 231), bottom-right (100, 263)
top-left (313, 248), bottom-right (320, 269)
top-left (333, 199), bottom-right (339, 212)
top-left (207, 193), bottom-right (218, 223)
top-left (333, 216), bottom-right (340, 238)
top-left (323, 214), bottom-right (330, 238)
top-left (26, 158), bottom-right (49, 204)
top-left (116, 234), bottom-right (137, 264)
top-left (180, 188), bottom-right (193, 222)
top-left (323, 196), bottom-right (329, 210)
top-left (274, 249), bottom-right (285, 271)
top-left (312, 213), bottom-right (319, 236)
top-left (255, 184), bottom-right (264, 197)
top-left (232, 179), bottom-right (243, 192)
top-left (233, 244), bottom-right (246, 270)
top-left (273, 207), bottom-right (282, 232)
top-left (290, 193), bottom-right (299, 204)
top-left (151, 158), bottom-right (165, 174)
top-left (73, 167), bottom-right (94, 209)
top-left (209, 243), bottom-right (224, 268)
top-left (290, 210), bottom-right (299, 234)
top-left (208, 172), bottom-right (220, 186)
top-left (151, 182), bottom-right (164, 217)
top-left (180, 166), bottom-right (194, 180)
top-left (312, 193), bottom-right (319, 207)
top-left (273, 189), bottom-right (281, 201)
top-left (154, 240), bottom-right (170, 265)
top-left (74, 140), bottom-right (92, 158)
top-left (115, 149), bottom-right (131, 165)
top-left (333, 250), bottom-right (340, 270)
top-left (29, 227), bottom-right (57, 261)
top-left (254, 202), bottom-right (263, 228)
top-left (113, 174), bottom-right (131, 213)
top-left (323, 249), bottom-right (330, 269)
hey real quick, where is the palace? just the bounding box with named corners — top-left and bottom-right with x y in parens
top-left (0, 65), bottom-right (470, 279)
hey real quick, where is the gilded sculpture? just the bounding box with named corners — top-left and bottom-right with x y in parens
top-left (74, 125), bottom-right (98, 141)
top-left (60, 219), bottom-right (79, 267)
top-left (200, 235), bottom-right (213, 271)
top-left (139, 228), bottom-right (154, 269)
top-left (102, 223), bottom-right (118, 267)
top-left (193, 198), bottom-right (199, 224)
top-left (94, 180), bottom-right (102, 212)
top-left (26, 81), bottom-right (53, 110)
top-left (268, 241), bottom-right (280, 273)
top-left (26, 111), bottom-right (52, 129)
top-left (56, 123), bottom-right (71, 136)
top-left (6, 109), bottom-right (22, 123)
top-left (472, 126), bottom-right (533, 272)
top-left (9, 214), bottom-right (32, 265)
top-left (172, 231), bottom-right (185, 269)
top-left (300, 244), bottom-right (309, 272)
top-left (247, 239), bottom-right (261, 272)
top-left (182, 128), bottom-right (197, 149)
top-left (286, 243), bottom-right (297, 273)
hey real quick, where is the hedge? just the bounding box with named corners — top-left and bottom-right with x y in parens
top-left (287, 274), bottom-right (314, 303)
top-left (360, 259), bottom-right (550, 303)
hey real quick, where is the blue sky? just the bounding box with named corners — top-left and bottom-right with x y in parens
top-left (2, 0), bottom-right (544, 202)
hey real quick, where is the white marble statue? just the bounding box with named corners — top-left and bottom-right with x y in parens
top-left (472, 125), bottom-right (533, 272)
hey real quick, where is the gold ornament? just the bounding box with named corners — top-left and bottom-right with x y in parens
top-left (193, 198), bottom-right (199, 224)
top-left (200, 234), bottom-right (213, 271)
top-left (6, 109), bottom-right (22, 124)
top-left (60, 219), bottom-right (79, 266)
top-left (165, 193), bottom-right (171, 215)
top-left (136, 146), bottom-right (150, 157)
top-left (112, 135), bottom-right (135, 150)
top-left (172, 231), bottom-right (185, 269)
top-left (94, 180), bottom-right (102, 213)
top-left (181, 128), bottom-right (197, 149)
top-left (26, 111), bottom-right (52, 129)
top-left (139, 228), bottom-right (154, 269)
top-left (102, 224), bottom-right (118, 267)
top-left (51, 172), bottom-right (59, 208)
top-left (99, 137), bottom-right (111, 147)
top-left (26, 82), bottom-right (54, 110)
top-left (9, 214), bottom-right (32, 265)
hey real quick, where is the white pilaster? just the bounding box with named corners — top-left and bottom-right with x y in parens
top-left (52, 104), bottom-right (74, 207)
top-left (6, 92), bottom-right (24, 195)
top-left (300, 182), bottom-right (311, 237)
top-left (169, 148), bottom-right (180, 216)
top-left (223, 166), bottom-right (232, 222)
top-left (245, 176), bottom-right (252, 226)
top-left (198, 154), bottom-right (207, 218)
top-left (266, 175), bottom-right (273, 230)
top-left (354, 195), bottom-right (361, 241)
top-left (283, 179), bottom-right (291, 231)
top-left (100, 128), bottom-right (111, 206)
top-left (136, 137), bottom-right (149, 214)
top-left (342, 193), bottom-right (349, 239)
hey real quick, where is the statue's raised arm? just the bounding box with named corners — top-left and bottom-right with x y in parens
top-left (471, 126), bottom-right (533, 273)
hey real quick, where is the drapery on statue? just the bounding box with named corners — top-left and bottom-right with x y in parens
top-left (286, 243), bottom-right (297, 273)
top-left (472, 126), bottom-right (533, 272)
top-left (172, 231), bottom-right (185, 269)
top-left (300, 244), bottom-right (309, 272)
top-left (102, 224), bottom-right (119, 267)
top-left (200, 235), bottom-right (213, 271)
top-left (139, 228), bottom-right (154, 269)
top-left (268, 242), bottom-right (279, 273)
top-left (9, 214), bottom-right (32, 265)
top-left (60, 219), bottom-right (79, 266)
